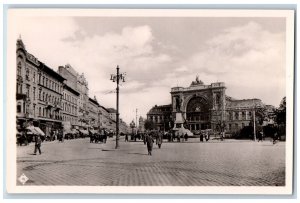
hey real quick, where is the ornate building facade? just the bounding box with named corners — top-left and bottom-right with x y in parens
top-left (16, 38), bottom-right (65, 137)
top-left (88, 97), bottom-right (101, 130)
top-left (147, 104), bottom-right (172, 131)
top-left (62, 84), bottom-right (79, 129)
top-left (147, 77), bottom-right (269, 134)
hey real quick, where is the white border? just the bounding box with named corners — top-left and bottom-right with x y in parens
top-left (5, 8), bottom-right (295, 194)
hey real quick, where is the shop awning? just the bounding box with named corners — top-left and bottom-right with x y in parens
top-left (26, 126), bottom-right (38, 135)
top-left (71, 129), bottom-right (78, 134)
top-left (34, 127), bottom-right (45, 136)
top-left (89, 129), bottom-right (98, 134)
top-left (64, 129), bottom-right (72, 134)
top-left (79, 130), bottom-right (89, 135)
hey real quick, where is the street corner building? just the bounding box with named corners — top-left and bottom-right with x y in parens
top-left (16, 38), bottom-right (65, 139)
top-left (147, 76), bottom-right (276, 136)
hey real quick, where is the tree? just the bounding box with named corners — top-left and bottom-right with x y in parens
top-left (275, 97), bottom-right (286, 125)
top-left (144, 119), bottom-right (155, 131)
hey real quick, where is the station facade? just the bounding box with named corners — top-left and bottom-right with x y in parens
top-left (147, 77), bottom-right (268, 134)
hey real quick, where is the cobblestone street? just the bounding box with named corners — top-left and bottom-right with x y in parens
top-left (16, 138), bottom-right (285, 186)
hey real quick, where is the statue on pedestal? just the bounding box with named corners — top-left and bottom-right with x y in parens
top-left (175, 96), bottom-right (182, 112)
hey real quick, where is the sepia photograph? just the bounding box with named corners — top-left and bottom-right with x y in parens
top-left (5, 8), bottom-right (294, 194)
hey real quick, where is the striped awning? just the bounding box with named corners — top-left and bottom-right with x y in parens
top-left (34, 127), bottom-right (45, 136)
top-left (79, 130), bottom-right (89, 135)
top-left (26, 126), bottom-right (38, 134)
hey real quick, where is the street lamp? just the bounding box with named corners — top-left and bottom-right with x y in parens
top-left (110, 65), bottom-right (126, 149)
top-left (130, 120), bottom-right (135, 141)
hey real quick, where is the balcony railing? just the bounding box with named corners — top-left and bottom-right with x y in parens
top-left (45, 101), bottom-right (53, 108)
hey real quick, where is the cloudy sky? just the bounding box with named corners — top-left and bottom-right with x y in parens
top-left (12, 15), bottom-right (286, 124)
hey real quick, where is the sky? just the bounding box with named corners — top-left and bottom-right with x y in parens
top-left (11, 15), bottom-right (286, 125)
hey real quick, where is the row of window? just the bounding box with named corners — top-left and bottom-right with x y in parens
top-left (63, 115), bottom-right (77, 124)
top-left (38, 89), bottom-right (61, 105)
top-left (17, 61), bottom-right (63, 94)
top-left (62, 102), bottom-right (77, 115)
top-left (228, 123), bottom-right (246, 131)
top-left (38, 73), bottom-right (62, 94)
top-left (63, 92), bottom-right (78, 104)
top-left (227, 111), bottom-right (252, 121)
top-left (149, 115), bottom-right (171, 123)
top-left (38, 107), bottom-right (61, 120)
top-left (188, 123), bottom-right (246, 131)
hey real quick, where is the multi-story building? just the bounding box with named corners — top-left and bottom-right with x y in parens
top-left (58, 64), bottom-right (90, 130)
top-left (88, 97), bottom-right (100, 130)
top-left (147, 77), bottom-right (269, 134)
top-left (16, 38), bottom-right (65, 137)
top-left (98, 105), bottom-right (110, 129)
top-left (61, 83), bottom-right (79, 129)
top-left (77, 73), bottom-right (89, 129)
top-left (107, 108), bottom-right (117, 121)
top-left (147, 104), bottom-right (172, 131)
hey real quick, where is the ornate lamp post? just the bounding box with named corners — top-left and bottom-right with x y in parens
top-left (130, 120), bottom-right (135, 140)
top-left (110, 65), bottom-right (126, 148)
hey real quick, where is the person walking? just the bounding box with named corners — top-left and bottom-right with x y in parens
top-left (125, 134), bottom-right (129, 142)
top-left (157, 132), bottom-right (163, 149)
top-left (205, 131), bottom-right (209, 142)
top-left (200, 131), bottom-right (204, 142)
top-left (146, 133), bottom-right (154, 156)
top-left (273, 132), bottom-right (278, 144)
top-left (258, 131), bottom-right (263, 142)
top-left (103, 131), bottom-right (107, 143)
top-left (33, 134), bottom-right (42, 155)
top-left (184, 133), bottom-right (188, 141)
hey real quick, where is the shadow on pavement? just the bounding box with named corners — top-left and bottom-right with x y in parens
top-left (127, 152), bottom-right (148, 156)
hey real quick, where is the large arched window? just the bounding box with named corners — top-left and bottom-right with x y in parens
top-left (186, 97), bottom-right (210, 130)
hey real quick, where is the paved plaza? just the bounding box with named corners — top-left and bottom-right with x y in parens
top-left (16, 137), bottom-right (285, 186)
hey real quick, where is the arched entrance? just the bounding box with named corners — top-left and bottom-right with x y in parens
top-left (186, 97), bottom-right (210, 131)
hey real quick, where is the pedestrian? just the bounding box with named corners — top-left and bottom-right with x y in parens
top-left (143, 133), bottom-right (146, 145)
top-left (103, 130), bottom-right (107, 144)
top-left (220, 132), bottom-right (224, 141)
top-left (157, 132), bottom-right (163, 149)
top-left (273, 132), bottom-right (278, 144)
top-left (200, 132), bottom-right (204, 142)
top-left (146, 133), bottom-right (154, 155)
top-left (125, 134), bottom-right (128, 142)
top-left (33, 134), bottom-right (42, 155)
top-left (259, 131), bottom-right (263, 142)
top-left (205, 132), bottom-right (209, 142)
top-left (184, 133), bottom-right (188, 141)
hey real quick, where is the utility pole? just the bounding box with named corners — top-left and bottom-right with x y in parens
top-left (253, 99), bottom-right (256, 141)
top-left (136, 108), bottom-right (138, 134)
top-left (110, 65), bottom-right (126, 149)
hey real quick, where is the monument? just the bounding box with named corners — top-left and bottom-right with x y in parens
top-left (173, 95), bottom-right (193, 136)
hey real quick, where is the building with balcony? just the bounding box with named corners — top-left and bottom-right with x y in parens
top-left (16, 38), bottom-right (65, 137)
top-left (58, 64), bottom-right (90, 130)
top-left (62, 83), bottom-right (79, 129)
top-left (88, 97), bottom-right (100, 130)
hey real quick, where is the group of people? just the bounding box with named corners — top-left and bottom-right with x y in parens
top-left (165, 132), bottom-right (189, 142)
top-left (90, 130), bottom-right (107, 144)
top-left (199, 131), bottom-right (210, 142)
top-left (143, 131), bottom-right (163, 156)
